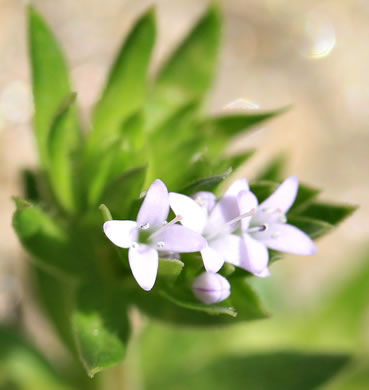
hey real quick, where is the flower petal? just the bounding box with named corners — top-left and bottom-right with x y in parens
top-left (137, 179), bottom-right (169, 228)
top-left (241, 234), bottom-right (269, 274)
top-left (192, 272), bottom-right (231, 304)
top-left (238, 190), bottom-right (258, 230)
top-left (252, 223), bottom-right (317, 255)
top-left (154, 225), bottom-right (207, 253)
top-left (200, 246), bottom-right (225, 272)
top-left (209, 234), bottom-right (244, 267)
top-left (192, 192), bottom-right (217, 214)
top-left (205, 196), bottom-right (240, 236)
top-left (259, 176), bottom-right (299, 214)
top-left (103, 220), bottom-right (138, 248)
top-left (128, 245), bottom-right (159, 291)
top-left (224, 178), bottom-right (249, 197)
top-left (169, 192), bottom-right (207, 233)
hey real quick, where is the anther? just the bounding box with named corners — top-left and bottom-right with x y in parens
top-left (247, 223), bottom-right (268, 233)
top-left (150, 215), bottom-right (183, 238)
top-left (156, 241), bottom-right (165, 249)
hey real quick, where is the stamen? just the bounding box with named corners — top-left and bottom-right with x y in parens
top-left (139, 223), bottom-right (150, 230)
top-left (156, 241), bottom-right (165, 249)
top-left (150, 215), bottom-right (183, 238)
top-left (223, 208), bottom-right (256, 227)
top-left (131, 242), bottom-right (139, 249)
top-left (262, 207), bottom-right (274, 215)
top-left (247, 224), bottom-right (268, 233)
top-left (279, 215), bottom-right (287, 223)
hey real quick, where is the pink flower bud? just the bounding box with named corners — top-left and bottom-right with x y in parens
top-left (192, 272), bottom-right (231, 304)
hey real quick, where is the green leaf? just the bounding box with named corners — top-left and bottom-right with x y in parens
top-left (206, 107), bottom-right (288, 139)
top-left (229, 278), bottom-right (269, 321)
top-left (157, 258), bottom-right (184, 285)
top-left (100, 166), bottom-right (147, 219)
top-left (256, 153), bottom-right (288, 182)
top-left (181, 169), bottom-right (232, 195)
top-left (72, 282), bottom-right (130, 377)
top-left (143, 351), bottom-right (349, 390)
top-left (298, 201), bottom-right (358, 226)
top-left (287, 215), bottom-right (333, 239)
top-left (149, 4), bottom-right (221, 125)
top-left (289, 182), bottom-right (321, 213)
top-left (48, 93), bottom-right (81, 214)
top-left (22, 169), bottom-right (41, 203)
top-left (160, 290), bottom-right (237, 317)
top-left (249, 180), bottom-right (279, 203)
top-left (88, 8), bottom-right (156, 155)
top-left (12, 200), bottom-right (91, 276)
top-left (215, 150), bottom-right (255, 173)
top-left (28, 6), bottom-right (77, 168)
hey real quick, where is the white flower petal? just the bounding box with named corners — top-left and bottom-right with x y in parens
top-left (192, 192), bottom-right (217, 214)
top-left (252, 223), bottom-right (317, 255)
top-left (241, 234), bottom-right (269, 274)
top-left (200, 246), bottom-right (225, 272)
top-left (209, 234), bottom-right (243, 267)
top-left (154, 225), bottom-right (207, 253)
top-left (192, 272), bottom-right (231, 304)
top-left (128, 245), bottom-right (159, 291)
top-left (137, 179), bottom-right (169, 228)
top-left (259, 176), bottom-right (299, 214)
top-left (255, 268), bottom-right (271, 278)
top-left (205, 196), bottom-right (240, 236)
top-left (169, 192), bottom-right (207, 233)
top-left (103, 220), bottom-right (138, 248)
top-left (224, 178), bottom-right (249, 197)
top-left (238, 190), bottom-right (258, 230)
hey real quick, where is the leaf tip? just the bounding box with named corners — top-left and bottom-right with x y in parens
top-left (12, 196), bottom-right (33, 211)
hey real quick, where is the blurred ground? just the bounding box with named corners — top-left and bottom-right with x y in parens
top-left (0, 0), bottom-right (368, 352)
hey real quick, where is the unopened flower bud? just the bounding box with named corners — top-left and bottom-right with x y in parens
top-left (192, 272), bottom-right (231, 304)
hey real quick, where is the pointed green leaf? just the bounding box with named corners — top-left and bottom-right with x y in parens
top-left (249, 181), bottom-right (279, 203)
top-left (206, 107), bottom-right (288, 139)
top-left (298, 201), bottom-right (358, 226)
top-left (287, 215), bottom-right (333, 239)
top-left (100, 166), bottom-right (147, 219)
top-left (12, 200), bottom-right (90, 276)
top-left (256, 153), bottom-right (288, 182)
top-left (73, 282), bottom-right (130, 377)
top-left (215, 150), bottom-right (255, 173)
top-left (157, 258), bottom-right (184, 285)
top-left (22, 169), bottom-right (41, 203)
top-left (289, 182), bottom-right (321, 214)
top-left (28, 6), bottom-right (77, 168)
top-left (149, 4), bottom-right (221, 125)
top-left (229, 278), bottom-right (269, 321)
top-left (88, 8), bottom-right (156, 154)
top-left (48, 94), bottom-right (81, 213)
top-left (181, 169), bottom-right (232, 195)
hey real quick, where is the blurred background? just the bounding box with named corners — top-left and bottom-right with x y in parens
top-left (0, 0), bottom-right (368, 388)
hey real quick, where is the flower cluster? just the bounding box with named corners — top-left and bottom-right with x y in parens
top-left (103, 177), bottom-right (316, 304)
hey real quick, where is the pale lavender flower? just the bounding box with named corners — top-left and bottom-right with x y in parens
top-left (192, 272), bottom-right (231, 304)
top-left (103, 179), bottom-right (207, 291)
top-left (237, 176), bottom-right (317, 276)
top-left (169, 179), bottom-right (255, 273)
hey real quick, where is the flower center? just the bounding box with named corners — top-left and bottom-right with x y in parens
top-left (206, 208), bottom-right (256, 240)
